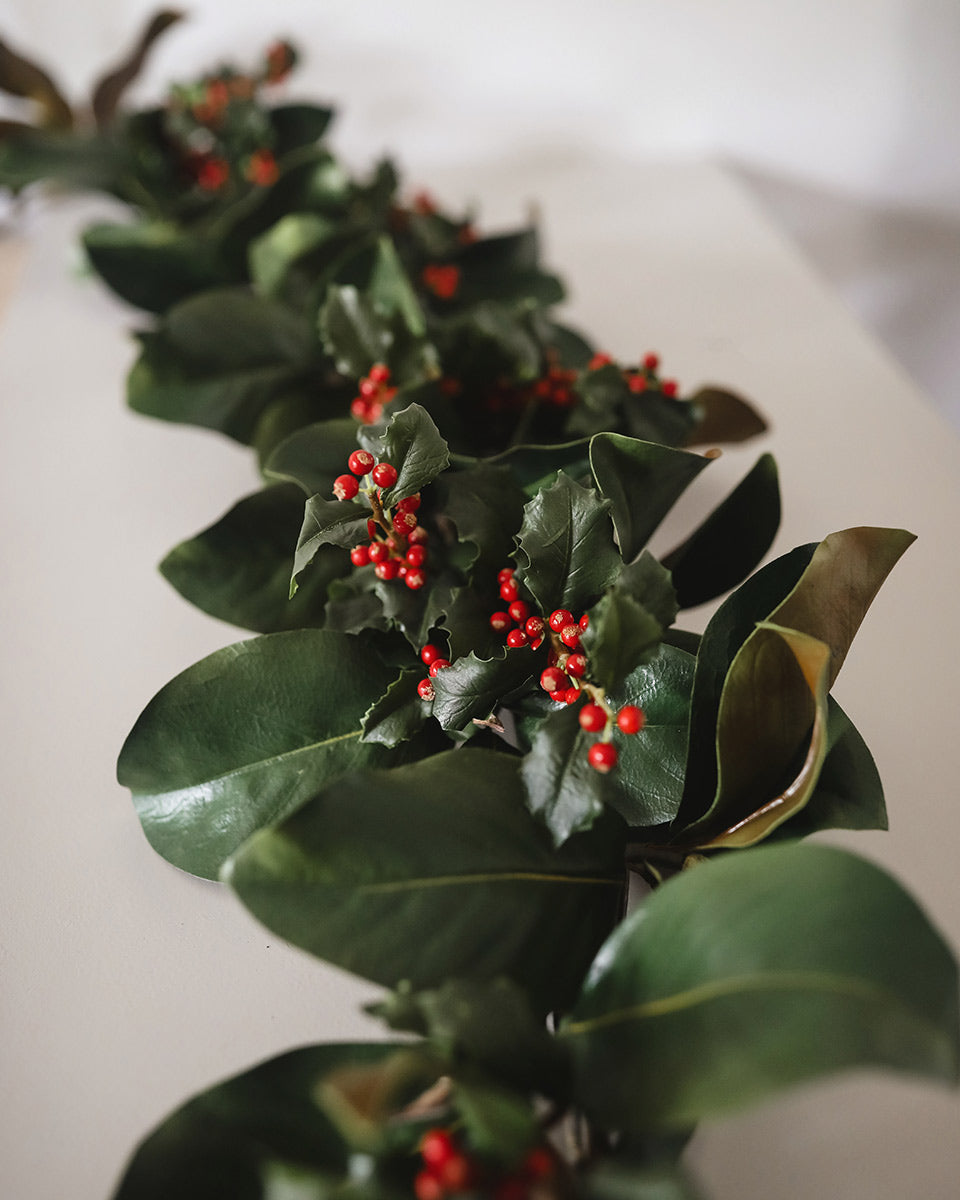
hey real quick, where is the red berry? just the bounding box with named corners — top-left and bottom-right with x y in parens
top-left (662, 379), bottom-right (679, 397)
top-left (368, 542), bottom-right (389, 564)
top-left (245, 148), bottom-right (278, 187)
top-left (628, 373), bottom-right (648, 394)
top-left (506, 629), bottom-right (529, 648)
top-left (617, 705), bottom-right (645, 734)
top-left (420, 1128), bottom-right (456, 1169)
top-left (438, 1153), bottom-right (473, 1191)
top-left (397, 494), bottom-right (421, 513)
top-left (525, 616), bottom-right (545, 640)
top-left (417, 678), bottom-right (435, 702)
top-left (588, 742), bottom-right (618, 773)
top-left (500, 579), bottom-right (519, 603)
top-left (409, 526), bottom-right (429, 544)
top-left (497, 567), bottom-right (515, 584)
top-left (414, 1170), bottom-right (444, 1200)
top-left (358, 377), bottom-right (379, 398)
top-left (421, 643), bottom-right (442, 665)
top-left (589, 352), bottom-right (613, 369)
top-left (405, 567), bottom-right (427, 589)
top-left (429, 658), bottom-right (451, 677)
top-left (350, 397), bottom-right (370, 421)
top-left (522, 1147), bottom-right (555, 1179)
top-left (490, 611), bottom-right (512, 633)
top-left (405, 544), bottom-right (427, 567)
top-left (374, 559), bottom-right (399, 581)
top-left (393, 510), bottom-right (419, 535)
top-left (368, 363), bottom-right (391, 385)
top-left (643, 352), bottom-right (660, 370)
top-left (579, 613), bottom-right (590, 631)
top-left (562, 687), bottom-right (581, 704)
top-left (548, 608), bottom-right (573, 633)
top-left (540, 667), bottom-right (569, 694)
top-left (560, 623), bottom-right (581, 649)
top-left (565, 653), bottom-right (587, 678)
top-left (372, 462), bottom-right (398, 488)
top-left (579, 704), bottom-right (607, 733)
top-left (333, 474), bottom-right (359, 501)
top-left (508, 600), bottom-right (530, 625)
top-left (350, 545), bottom-right (370, 567)
top-left (348, 449), bottom-right (375, 475)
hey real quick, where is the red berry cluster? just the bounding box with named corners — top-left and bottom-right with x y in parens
top-left (529, 363), bottom-right (577, 409)
top-left (414, 1129), bottom-right (556, 1200)
top-left (416, 642), bottom-right (449, 702)
top-left (422, 263), bottom-right (461, 300)
top-left (244, 147), bottom-right (278, 187)
top-left (350, 362), bottom-right (398, 425)
top-left (490, 569), bottom-right (645, 774)
top-left (333, 449), bottom-right (431, 589)
top-left (584, 349), bottom-right (679, 396)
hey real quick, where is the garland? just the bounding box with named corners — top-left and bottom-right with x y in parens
top-left (2, 17), bottom-right (957, 1200)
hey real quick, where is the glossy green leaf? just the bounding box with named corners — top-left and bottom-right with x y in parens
top-left (160, 485), bottom-right (347, 633)
top-left (117, 630), bottom-right (402, 878)
top-left (613, 552), bottom-right (679, 631)
top-left (581, 591), bottom-right (663, 694)
top-left (361, 670), bottom-right (429, 748)
top-left (324, 568), bottom-right (390, 635)
top-left (453, 1081), bottom-right (539, 1162)
top-left (431, 648), bottom-right (540, 732)
top-left (225, 749), bottom-right (626, 1010)
top-left (621, 393), bottom-right (698, 450)
top-left (686, 385), bottom-right (767, 446)
top-left (369, 236), bottom-right (427, 337)
top-left (432, 464), bottom-right (526, 577)
top-left (269, 104), bottom-right (335, 156)
top-left (249, 213), bottom-right (340, 298)
top-left (563, 843), bottom-right (959, 1131)
top-left (82, 221), bottom-right (229, 313)
top-left (113, 1042), bottom-right (401, 1200)
top-left (374, 404), bottom-right (450, 506)
top-left (319, 285), bottom-right (391, 378)
top-left (514, 473), bottom-right (621, 615)
top-left (0, 128), bottom-right (119, 190)
top-left (520, 703), bottom-right (606, 844)
top-left (291, 496), bottom-right (370, 594)
top-left (589, 434), bottom-right (710, 564)
top-left (264, 418), bottom-right (364, 496)
top-left (661, 453), bottom-right (781, 609)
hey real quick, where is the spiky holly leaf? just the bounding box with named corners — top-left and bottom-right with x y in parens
top-left (290, 496), bottom-right (370, 595)
top-left (581, 591), bottom-right (663, 694)
top-left (372, 403), bottom-right (450, 506)
top-left (323, 567), bottom-right (390, 635)
top-left (361, 670), bottom-right (430, 748)
top-left (432, 463), bottom-right (526, 576)
top-left (263, 417), bottom-right (362, 496)
top-left (431, 648), bottom-right (541, 733)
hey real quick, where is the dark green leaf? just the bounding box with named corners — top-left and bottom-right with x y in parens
top-left (431, 648), bottom-right (540, 732)
top-left (453, 1081), bottom-right (538, 1162)
top-left (686, 385), bottom-right (767, 446)
top-left (161, 484), bottom-right (348, 633)
top-left (469, 439), bottom-right (592, 497)
top-left (431, 464), bottom-right (526, 575)
top-left (319, 285), bottom-right (391, 378)
top-left (117, 630), bottom-right (403, 878)
top-left (291, 496), bottom-right (370, 593)
top-left (324, 568), bottom-right (390, 635)
top-left (521, 703), bottom-right (606, 844)
top-left (369, 236), bottom-right (427, 337)
top-left (514, 473), bottom-right (621, 615)
top-left (614, 552), bottom-right (678, 630)
top-left (225, 749), bottom-right (626, 1010)
top-left (0, 128), bottom-right (119, 191)
top-left (249, 213), bottom-right (340, 298)
top-left (579, 1161), bottom-right (706, 1200)
top-left (563, 843), bottom-right (959, 1131)
top-left (581, 591), bottom-right (663, 693)
top-left (162, 287), bottom-right (316, 367)
top-left (375, 404), bottom-right (450, 506)
top-left (113, 1042), bottom-right (401, 1200)
top-left (264, 418), bottom-right (364, 496)
top-left (269, 104), bottom-right (335, 156)
top-left (589, 434), bottom-right (709, 563)
top-left (361, 670), bottom-right (429, 748)
top-left (661, 453), bottom-right (780, 608)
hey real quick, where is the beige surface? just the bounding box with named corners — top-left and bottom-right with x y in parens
top-left (1, 165), bottom-right (958, 1199)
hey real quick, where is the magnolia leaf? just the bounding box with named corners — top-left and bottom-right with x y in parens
top-left (117, 630), bottom-right (403, 878)
top-left (676, 527), bottom-right (914, 832)
top-left (589, 434), bottom-right (710, 563)
top-left (264, 418), bottom-right (363, 496)
top-left (291, 496), bottom-right (370, 594)
top-left (361, 670), bottom-right (430, 748)
top-left (0, 36), bottom-right (72, 128)
top-left (375, 404), bottom-right (450, 506)
top-left (90, 9), bottom-right (184, 128)
top-left (661, 453), bottom-right (781, 609)
top-left (160, 484), bottom-right (347, 633)
top-left (319, 285), bottom-right (392, 378)
top-left (514, 473), bottom-right (621, 615)
top-left (430, 648), bottom-right (540, 732)
top-left (621, 393), bottom-right (698, 449)
top-left (686, 385), bottom-right (767, 446)
top-left (224, 749), bottom-right (626, 1011)
top-left (562, 843), bottom-right (959, 1131)
top-left (0, 128), bottom-right (119, 190)
top-left (82, 222), bottom-right (229, 314)
top-left (249, 213), bottom-right (340, 298)
top-left (113, 1043), bottom-right (403, 1200)
top-left (581, 591), bottom-right (663, 693)
top-left (162, 287), bottom-right (316, 366)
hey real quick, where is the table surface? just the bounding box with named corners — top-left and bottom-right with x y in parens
top-left (2, 158), bottom-right (958, 1200)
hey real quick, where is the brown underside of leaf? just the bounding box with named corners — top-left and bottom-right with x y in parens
top-left (0, 38), bottom-right (73, 130)
top-left (685, 386), bottom-right (768, 445)
top-left (90, 9), bottom-right (186, 129)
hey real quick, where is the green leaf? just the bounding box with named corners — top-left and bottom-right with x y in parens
top-left (369, 236), bottom-right (427, 337)
top-left (113, 1042), bottom-right (401, 1200)
top-left (161, 484), bottom-right (349, 633)
top-left (225, 749), bottom-right (626, 1011)
top-left (579, 1161), bottom-right (706, 1200)
top-left (661, 453), bottom-right (781, 608)
top-left (361, 670), bottom-right (429, 748)
top-left (82, 221), bottom-right (229, 314)
top-left (686, 385), bottom-right (767, 446)
top-left (470, 438), bottom-right (592, 497)
top-left (0, 129), bottom-right (119, 191)
top-left (264, 418), bottom-right (364, 496)
top-left (431, 648), bottom-right (539, 732)
top-left (291, 496), bottom-right (370, 594)
top-left (319, 285), bottom-right (392, 378)
top-left (453, 1081), bottom-right (538, 1162)
top-left (117, 630), bottom-right (403, 878)
top-left (249, 213), bottom-right (340, 298)
top-left (374, 404), bottom-right (450, 506)
top-left (589, 434), bottom-right (710, 564)
top-left (432, 464), bottom-right (526, 576)
top-left (514, 473), bottom-right (621, 615)
top-left (269, 104), bottom-right (335, 155)
top-left (581, 591), bottom-right (663, 693)
top-left (324, 568), bottom-right (390, 635)
top-left (521, 703), bottom-right (606, 844)
top-left (562, 843), bottom-right (959, 1131)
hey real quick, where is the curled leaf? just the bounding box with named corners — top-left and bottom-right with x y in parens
top-left (90, 9), bottom-right (185, 129)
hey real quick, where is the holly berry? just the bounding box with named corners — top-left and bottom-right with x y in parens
top-left (428, 658), bottom-right (451, 677)
top-left (438, 1152), bottom-right (474, 1191)
top-left (371, 462), bottom-right (398, 488)
top-left (508, 600), bottom-right (530, 625)
top-left (374, 559), bottom-right (399, 581)
top-left (506, 629), bottom-right (529, 648)
top-left (525, 615), bottom-right (545, 641)
top-left (368, 542), bottom-right (389, 564)
top-left (405, 545), bottom-right (427, 567)
top-left (617, 705), bottom-right (645, 734)
top-left (579, 703), bottom-right (607, 733)
top-left (540, 667), bottom-right (569, 694)
top-left (490, 611), bottom-right (512, 633)
top-left (350, 545), bottom-right (370, 567)
top-left (368, 363), bottom-right (391, 385)
top-left (588, 741), bottom-right (618, 773)
top-left (662, 379), bottom-right (679, 397)
top-left (565, 653), bottom-right (587, 678)
top-left (643, 351), bottom-right (660, 370)
top-left (548, 608), bottom-right (573, 633)
top-left (393, 510), bottom-right (419, 536)
top-left (245, 148), bottom-right (278, 187)
top-left (196, 156), bottom-right (229, 191)
top-left (417, 678), bottom-right (435, 702)
top-left (628, 373), bottom-right (648, 394)
top-left (498, 567), bottom-right (515, 585)
top-left (414, 1170), bottom-right (444, 1200)
top-left (500, 579), bottom-right (519, 603)
top-left (522, 1147), bottom-right (556, 1179)
top-left (562, 687), bottom-right (581, 704)
top-left (422, 263), bottom-right (461, 300)
top-left (420, 1129), bottom-right (457, 1170)
top-left (589, 351), bottom-right (613, 369)
top-left (397, 494), bottom-right (421, 514)
top-left (560, 623), bottom-right (581, 649)
top-left (408, 526), bottom-right (429, 544)
top-left (579, 613), bottom-right (590, 631)
top-left (333, 474), bottom-right (359, 501)
top-left (348, 449), bottom-right (375, 475)
top-left (405, 567), bottom-right (427, 590)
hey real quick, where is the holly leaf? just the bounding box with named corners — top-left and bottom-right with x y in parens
top-left (661, 453), bottom-right (780, 608)
top-left (581, 591), bottom-right (663, 694)
top-left (291, 496), bottom-right (370, 594)
top-left (472, 438), bottom-right (592, 497)
top-left (432, 464), bottom-right (526, 576)
top-left (160, 484), bottom-right (349, 633)
top-left (580, 1162), bottom-right (707, 1200)
top-left (224, 749), bottom-right (626, 1011)
top-left (431, 648), bottom-right (540, 732)
top-left (453, 1081), bottom-right (539, 1163)
top-left (374, 403), bottom-right (450, 506)
top-left (369, 235), bottom-right (428, 337)
top-left (324, 568), bottom-right (390, 635)
top-left (117, 630), bottom-right (404, 879)
top-left (562, 843), bottom-right (959, 1131)
top-left (319, 284), bottom-right (392, 378)
top-left (361, 670), bottom-right (430, 748)
top-left (589, 434), bottom-right (710, 564)
top-left (514, 473), bottom-right (621, 616)
top-left (521, 703), bottom-right (605, 844)
top-left (614, 551), bottom-right (679, 630)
